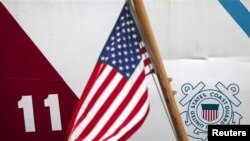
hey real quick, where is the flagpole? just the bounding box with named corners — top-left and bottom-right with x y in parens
top-left (131, 0), bottom-right (188, 141)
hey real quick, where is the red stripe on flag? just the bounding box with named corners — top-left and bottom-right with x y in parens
top-left (143, 58), bottom-right (151, 66)
top-left (210, 110), bottom-right (212, 121)
top-left (77, 77), bottom-right (127, 139)
top-left (103, 89), bottom-right (149, 140)
top-left (118, 107), bottom-right (150, 141)
top-left (215, 111), bottom-right (218, 119)
top-left (92, 71), bottom-right (146, 141)
top-left (140, 47), bottom-right (147, 54)
top-left (67, 63), bottom-right (105, 136)
top-left (208, 111), bottom-right (210, 121)
top-left (213, 110), bottom-right (215, 121)
top-left (208, 110), bottom-right (211, 121)
top-left (202, 110), bottom-right (204, 119)
top-left (208, 110), bottom-right (210, 121)
top-left (206, 110), bottom-right (208, 121)
top-left (73, 68), bottom-right (117, 131)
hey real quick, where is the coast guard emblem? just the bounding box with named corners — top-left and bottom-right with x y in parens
top-left (179, 82), bottom-right (242, 141)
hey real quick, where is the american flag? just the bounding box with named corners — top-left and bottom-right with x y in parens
top-left (68, 3), bottom-right (153, 141)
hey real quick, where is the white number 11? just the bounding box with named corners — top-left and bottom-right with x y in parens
top-left (18, 94), bottom-right (62, 132)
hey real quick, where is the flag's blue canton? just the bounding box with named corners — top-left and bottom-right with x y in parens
top-left (98, 4), bottom-right (142, 79)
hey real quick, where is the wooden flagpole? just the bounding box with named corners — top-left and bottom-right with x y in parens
top-left (131, 0), bottom-right (188, 141)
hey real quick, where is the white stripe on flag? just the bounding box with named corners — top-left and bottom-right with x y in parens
top-left (71, 71), bottom-right (122, 140)
top-left (100, 76), bottom-right (147, 140)
top-left (107, 97), bottom-right (149, 141)
top-left (74, 65), bottom-right (112, 123)
top-left (83, 61), bottom-right (145, 140)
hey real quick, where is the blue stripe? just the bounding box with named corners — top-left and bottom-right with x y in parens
top-left (219, 0), bottom-right (250, 38)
